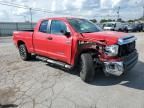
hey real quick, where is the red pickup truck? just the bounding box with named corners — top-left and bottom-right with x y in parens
top-left (13, 17), bottom-right (138, 82)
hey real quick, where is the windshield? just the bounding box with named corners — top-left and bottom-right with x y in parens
top-left (68, 18), bottom-right (102, 33)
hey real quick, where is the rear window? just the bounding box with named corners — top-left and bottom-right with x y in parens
top-left (39, 20), bottom-right (49, 33)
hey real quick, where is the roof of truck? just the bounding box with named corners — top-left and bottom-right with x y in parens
top-left (41, 17), bottom-right (84, 21)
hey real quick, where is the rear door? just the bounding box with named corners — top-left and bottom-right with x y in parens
top-left (47, 20), bottom-right (72, 64)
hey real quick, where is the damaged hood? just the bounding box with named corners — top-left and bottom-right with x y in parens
top-left (81, 31), bottom-right (130, 45)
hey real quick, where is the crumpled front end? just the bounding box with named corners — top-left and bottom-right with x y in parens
top-left (102, 35), bottom-right (138, 76)
top-left (103, 51), bottom-right (138, 76)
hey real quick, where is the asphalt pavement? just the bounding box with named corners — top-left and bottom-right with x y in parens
top-left (0, 32), bottom-right (144, 108)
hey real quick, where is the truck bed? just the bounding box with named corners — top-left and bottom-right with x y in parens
top-left (13, 30), bottom-right (34, 53)
top-left (19, 29), bottom-right (34, 32)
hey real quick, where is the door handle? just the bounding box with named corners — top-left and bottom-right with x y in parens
top-left (66, 40), bottom-right (71, 44)
top-left (47, 37), bottom-right (53, 40)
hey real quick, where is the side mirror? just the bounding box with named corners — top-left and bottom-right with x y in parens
top-left (60, 30), bottom-right (71, 37)
top-left (64, 31), bottom-right (71, 37)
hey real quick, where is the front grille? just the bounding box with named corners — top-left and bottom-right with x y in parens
top-left (123, 51), bottom-right (138, 71)
top-left (118, 41), bottom-right (136, 57)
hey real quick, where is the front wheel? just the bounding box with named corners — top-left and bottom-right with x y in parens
top-left (18, 44), bottom-right (31, 61)
top-left (79, 53), bottom-right (95, 83)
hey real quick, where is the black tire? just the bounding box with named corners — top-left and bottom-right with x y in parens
top-left (79, 53), bottom-right (95, 83)
top-left (119, 29), bottom-right (122, 32)
top-left (18, 44), bottom-right (31, 61)
top-left (126, 29), bottom-right (128, 33)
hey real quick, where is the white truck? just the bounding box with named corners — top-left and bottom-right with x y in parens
top-left (103, 22), bottom-right (127, 32)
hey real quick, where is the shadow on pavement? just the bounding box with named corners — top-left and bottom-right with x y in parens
top-left (46, 60), bottom-right (144, 90)
top-left (90, 61), bottom-right (144, 90)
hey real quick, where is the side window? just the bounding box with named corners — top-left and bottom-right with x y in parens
top-left (114, 23), bottom-right (116, 28)
top-left (39, 20), bottom-right (48, 33)
top-left (50, 20), bottom-right (67, 35)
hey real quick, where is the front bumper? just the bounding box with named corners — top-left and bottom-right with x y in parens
top-left (104, 61), bottom-right (124, 76)
top-left (103, 51), bottom-right (138, 76)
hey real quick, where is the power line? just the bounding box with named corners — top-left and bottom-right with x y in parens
top-left (143, 5), bottom-right (144, 18)
top-left (0, 1), bottom-right (143, 21)
top-left (0, 1), bottom-right (54, 25)
top-left (0, 2), bottom-right (28, 9)
top-left (0, 1), bottom-right (81, 18)
top-left (0, 1), bottom-right (136, 17)
top-left (0, 1), bottom-right (53, 13)
top-left (15, 15), bottom-right (27, 22)
top-left (0, 1), bottom-right (99, 14)
top-left (0, 1), bottom-right (102, 20)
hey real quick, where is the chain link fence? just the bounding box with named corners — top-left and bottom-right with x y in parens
top-left (0, 22), bottom-right (36, 36)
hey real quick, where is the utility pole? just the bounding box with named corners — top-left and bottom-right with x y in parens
top-left (117, 6), bottom-right (120, 21)
top-left (23, 16), bottom-right (26, 22)
top-left (142, 0), bottom-right (144, 19)
top-left (29, 8), bottom-right (33, 29)
top-left (22, 15), bottom-right (26, 22)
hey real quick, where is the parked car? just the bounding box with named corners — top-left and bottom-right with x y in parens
top-left (13, 17), bottom-right (138, 83)
top-left (103, 22), bottom-right (127, 32)
top-left (103, 22), bottom-right (116, 31)
top-left (125, 24), bottom-right (133, 32)
top-left (134, 23), bottom-right (143, 32)
top-left (126, 23), bottom-right (142, 32)
top-left (142, 23), bottom-right (144, 31)
top-left (119, 23), bottom-right (129, 32)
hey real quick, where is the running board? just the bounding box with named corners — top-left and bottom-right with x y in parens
top-left (36, 56), bottom-right (72, 69)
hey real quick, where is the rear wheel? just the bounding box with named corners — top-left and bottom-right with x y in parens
top-left (18, 44), bottom-right (31, 61)
top-left (79, 53), bottom-right (95, 83)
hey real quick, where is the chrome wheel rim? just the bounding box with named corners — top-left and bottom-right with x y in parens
top-left (19, 46), bottom-right (26, 58)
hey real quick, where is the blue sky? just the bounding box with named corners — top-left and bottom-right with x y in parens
top-left (0, 0), bottom-right (143, 22)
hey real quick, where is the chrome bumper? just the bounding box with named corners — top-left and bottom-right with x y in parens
top-left (103, 51), bottom-right (138, 76)
top-left (104, 62), bottom-right (124, 76)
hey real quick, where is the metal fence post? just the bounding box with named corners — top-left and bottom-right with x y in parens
top-left (16, 23), bottom-right (18, 31)
top-left (0, 23), bottom-right (1, 37)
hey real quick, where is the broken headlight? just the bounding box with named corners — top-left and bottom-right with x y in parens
top-left (105, 45), bottom-right (119, 56)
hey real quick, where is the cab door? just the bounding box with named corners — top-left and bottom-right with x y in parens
top-left (33, 20), bottom-right (52, 57)
top-left (47, 20), bottom-right (72, 64)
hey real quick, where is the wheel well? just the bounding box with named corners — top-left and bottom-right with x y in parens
top-left (74, 49), bottom-right (98, 67)
top-left (80, 49), bottom-right (97, 55)
top-left (17, 40), bottom-right (25, 47)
